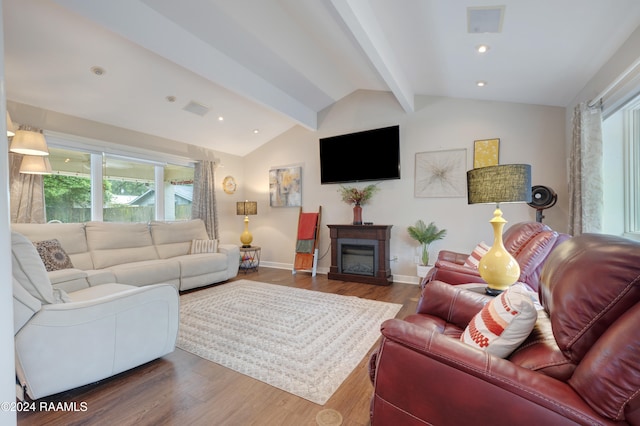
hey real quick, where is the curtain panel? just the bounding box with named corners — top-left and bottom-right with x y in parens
top-left (569, 102), bottom-right (603, 235)
top-left (192, 160), bottom-right (219, 239)
top-left (9, 152), bottom-right (46, 223)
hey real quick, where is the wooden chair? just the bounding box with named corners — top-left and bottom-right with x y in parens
top-left (292, 206), bottom-right (321, 277)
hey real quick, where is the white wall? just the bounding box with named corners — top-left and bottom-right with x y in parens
top-left (243, 90), bottom-right (567, 283)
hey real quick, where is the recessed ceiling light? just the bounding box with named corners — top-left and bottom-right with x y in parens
top-left (476, 81), bottom-right (487, 87)
top-left (253, 129), bottom-right (259, 134)
top-left (476, 44), bottom-right (490, 54)
top-left (218, 116), bottom-right (224, 121)
top-left (90, 66), bottom-right (106, 76)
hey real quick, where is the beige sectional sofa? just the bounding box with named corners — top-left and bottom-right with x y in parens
top-left (12, 219), bottom-right (240, 292)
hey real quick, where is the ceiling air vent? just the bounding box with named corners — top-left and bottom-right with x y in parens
top-left (183, 100), bottom-right (210, 117)
top-left (467, 6), bottom-right (505, 34)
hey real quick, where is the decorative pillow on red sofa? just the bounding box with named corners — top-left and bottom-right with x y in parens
top-left (463, 241), bottom-right (490, 269)
top-left (460, 285), bottom-right (537, 358)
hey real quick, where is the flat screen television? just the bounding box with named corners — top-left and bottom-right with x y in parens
top-left (319, 125), bottom-right (400, 184)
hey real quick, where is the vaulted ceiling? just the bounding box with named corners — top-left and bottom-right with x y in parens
top-left (5, 0), bottom-right (640, 156)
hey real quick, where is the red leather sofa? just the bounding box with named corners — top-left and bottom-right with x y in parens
top-left (369, 233), bottom-right (640, 425)
top-left (423, 221), bottom-right (570, 292)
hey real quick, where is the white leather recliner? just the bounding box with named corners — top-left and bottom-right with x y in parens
top-left (11, 231), bottom-right (179, 400)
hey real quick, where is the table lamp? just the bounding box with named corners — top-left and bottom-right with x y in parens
top-left (236, 201), bottom-right (257, 247)
top-left (467, 164), bottom-right (532, 295)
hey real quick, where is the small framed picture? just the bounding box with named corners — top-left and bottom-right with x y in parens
top-left (473, 138), bottom-right (500, 168)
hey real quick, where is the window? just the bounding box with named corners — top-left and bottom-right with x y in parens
top-left (603, 95), bottom-right (640, 240)
top-left (43, 147), bottom-right (194, 223)
top-left (103, 156), bottom-right (156, 222)
top-left (43, 148), bottom-right (92, 223)
top-left (165, 164), bottom-right (194, 220)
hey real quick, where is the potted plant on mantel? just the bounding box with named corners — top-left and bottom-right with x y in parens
top-left (338, 184), bottom-right (379, 224)
top-left (407, 220), bottom-right (447, 277)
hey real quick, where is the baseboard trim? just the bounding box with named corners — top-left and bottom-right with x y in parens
top-left (259, 262), bottom-right (421, 285)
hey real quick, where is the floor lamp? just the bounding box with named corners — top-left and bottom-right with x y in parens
top-left (467, 164), bottom-right (532, 295)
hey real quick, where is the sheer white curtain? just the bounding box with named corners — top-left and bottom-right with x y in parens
top-left (191, 160), bottom-right (219, 239)
top-left (9, 152), bottom-right (46, 223)
top-left (569, 102), bottom-right (603, 235)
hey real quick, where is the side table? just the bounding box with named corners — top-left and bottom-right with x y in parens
top-left (239, 246), bottom-right (261, 273)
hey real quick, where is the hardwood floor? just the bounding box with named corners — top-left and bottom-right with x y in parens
top-left (17, 268), bottom-right (421, 426)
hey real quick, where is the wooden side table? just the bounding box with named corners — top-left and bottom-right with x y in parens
top-left (239, 246), bottom-right (261, 273)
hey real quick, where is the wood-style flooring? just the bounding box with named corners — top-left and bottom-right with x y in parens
top-left (17, 268), bottom-right (421, 426)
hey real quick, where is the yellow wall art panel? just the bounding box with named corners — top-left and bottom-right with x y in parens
top-left (473, 138), bottom-right (500, 168)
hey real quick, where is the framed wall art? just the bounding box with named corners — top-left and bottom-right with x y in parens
top-left (414, 149), bottom-right (467, 198)
top-left (473, 138), bottom-right (500, 168)
top-left (269, 166), bottom-right (302, 207)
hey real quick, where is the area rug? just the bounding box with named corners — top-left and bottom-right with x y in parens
top-left (177, 279), bottom-right (402, 405)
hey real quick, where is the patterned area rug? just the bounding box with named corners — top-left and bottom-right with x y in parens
top-left (177, 279), bottom-right (402, 405)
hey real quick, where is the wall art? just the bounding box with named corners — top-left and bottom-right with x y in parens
top-left (473, 138), bottom-right (500, 168)
top-left (269, 166), bottom-right (302, 207)
top-left (414, 149), bottom-right (467, 198)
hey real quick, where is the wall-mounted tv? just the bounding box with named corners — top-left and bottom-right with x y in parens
top-left (319, 125), bottom-right (400, 184)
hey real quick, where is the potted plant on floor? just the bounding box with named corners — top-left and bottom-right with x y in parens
top-left (407, 220), bottom-right (447, 277)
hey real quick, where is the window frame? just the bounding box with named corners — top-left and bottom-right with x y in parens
top-left (44, 131), bottom-right (195, 223)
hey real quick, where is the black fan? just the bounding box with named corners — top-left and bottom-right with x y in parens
top-left (528, 185), bottom-right (557, 223)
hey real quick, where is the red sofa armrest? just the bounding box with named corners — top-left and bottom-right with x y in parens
top-left (426, 259), bottom-right (486, 286)
top-left (416, 280), bottom-right (490, 328)
top-left (436, 249), bottom-right (469, 265)
top-left (371, 319), bottom-right (613, 426)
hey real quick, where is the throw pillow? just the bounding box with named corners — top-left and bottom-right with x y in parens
top-left (33, 239), bottom-right (74, 272)
top-left (464, 241), bottom-right (490, 269)
top-left (190, 239), bottom-right (218, 254)
top-left (460, 285), bottom-right (537, 358)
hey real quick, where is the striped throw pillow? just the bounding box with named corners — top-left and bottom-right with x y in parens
top-left (463, 241), bottom-right (490, 269)
top-left (190, 239), bottom-right (218, 254)
top-left (460, 285), bottom-right (537, 358)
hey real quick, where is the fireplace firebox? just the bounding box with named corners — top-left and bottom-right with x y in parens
top-left (328, 224), bottom-right (392, 285)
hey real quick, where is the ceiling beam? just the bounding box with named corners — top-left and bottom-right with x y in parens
top-left (53, 0), bottom-right (318, 130)
top-left (329, 0), bottom-right (414, 113)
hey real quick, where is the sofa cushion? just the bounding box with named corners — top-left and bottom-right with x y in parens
top-left (461, 285), bottom-right (537, 358)
top-left (12, 222), bottom-right (94, 270)
top-left (463, 241), bottom-right (490, 269)
top-left (539, 234), bottom-right (640, 363)
top-left (150, 219), bottom-right (210, 258)
top-left (569, 301), bottom-right (640, 421)
top-left (48, 268), bottom-right (90, 293)
top-left (85, 222), bottom-right (158, 269)
top-left (508, 310), bottom-right (576, 381)
top-left (33, 239), bottom-right (74, 271)
top-left (11, 232), bottom-right (70, 304)
top-left (107, 259), bottom-right (180, 289)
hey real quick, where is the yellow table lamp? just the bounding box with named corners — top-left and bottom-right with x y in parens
top-left (236, 201), bottom-right (257, 247)
top-left (467, 164), bottom-right (532, 295)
